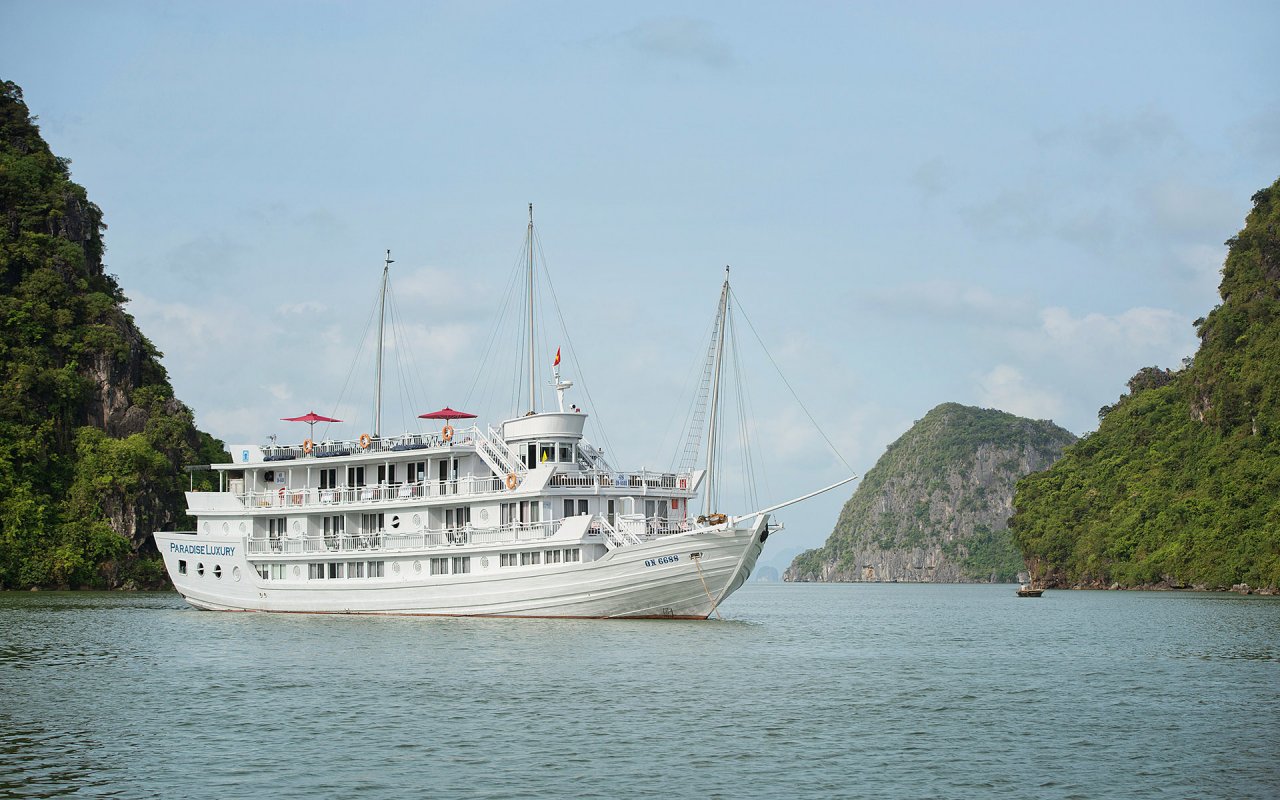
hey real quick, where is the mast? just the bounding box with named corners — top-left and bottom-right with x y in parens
top-left (375, 249), bottom-right (393, 438)
top-left (527, 203), bottom-right (536, 414)
top-left (704, 266), bottom-right (731, 516)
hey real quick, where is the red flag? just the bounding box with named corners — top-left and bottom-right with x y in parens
top-left (553, 347), bottom-right (561, 366)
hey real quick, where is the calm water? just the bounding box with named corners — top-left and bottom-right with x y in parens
top-left (1, 584), bottom-right (1277, 799)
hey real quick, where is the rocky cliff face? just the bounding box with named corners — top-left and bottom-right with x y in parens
top-left (0, 81), bottom-right (226, 588)
top-left (786, 403), bottom-right (1076, 583)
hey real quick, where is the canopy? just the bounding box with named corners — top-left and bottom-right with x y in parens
top-left (281, 411), bottom-right (343, 424)
top-left (281, 410), bottom-right (343, 442)
top-left (418, 406), bottom-right (477, 421)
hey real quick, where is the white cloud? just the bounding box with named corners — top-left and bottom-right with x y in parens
top-left (861, 280), bottom-right (1031, 324)
top-left (977, 364), bottom-right (1064, 421)
top-left (615, 18), bottom-right (733, 68)
top-left (1038, 305), bottom-right (1190, 363)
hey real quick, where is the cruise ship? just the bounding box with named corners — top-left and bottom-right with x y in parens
top-left (154, 212), bottom-right (853, 618)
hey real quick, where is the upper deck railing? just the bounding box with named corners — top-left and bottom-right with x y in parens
top-left (221, 470), bottom-right (694, 512)
top-left (242, 515), bottom-right (695, 556)
top-left (259, 429), bottom-right (475, 462)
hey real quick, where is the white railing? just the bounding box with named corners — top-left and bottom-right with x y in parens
top-left (241, 476), bottom-right (506, 510)
top-left (549, 470), bottom-right (691, 491)
top-left (473, 426), bottom-right (528, 480)
top-left (245, 520), bottom-right (559, 555)
top-left (258, 428), bottom-right (479, 462)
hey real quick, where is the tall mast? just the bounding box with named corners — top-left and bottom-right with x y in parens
top-left (527, 203), bottom-right (537, 414)
top-left (375, 249), bottom-right (393, 438)
top-left (704, 266), bottom-right (731, 516)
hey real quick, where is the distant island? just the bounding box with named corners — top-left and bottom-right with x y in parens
top-left (0, 81), bottom-right (227, 590)
top-left (786, 403), bottom-right (1075, 583)
top-left (1012, 178), bottom-right (1280, 594)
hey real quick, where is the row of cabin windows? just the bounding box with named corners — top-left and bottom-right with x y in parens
top-left (430, 557), bottom-right (471, 575)
top-left (305, 561), bottom-right (386, 579)
top-left (499, 548), bottom-right (581, 567)
top-left (177, 560), bottom-right (223, 578)
top-left (283, 460), bottom-right (459, 491)
top-left (520, 443), bottom-right (576, 468)
top-left (257, 497), bottom-right (678, 539)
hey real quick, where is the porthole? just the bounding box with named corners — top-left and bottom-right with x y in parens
top-left (293, 565), bottom-right (301, 577)
top-left (412, 513), bottom-right (422, 528)
top-left (480, 556), bottom-right (489, 569)
top-left (201, 522), bottom-right (210, 533)
top-left (392, 562), bottom-right (401, 574)
top-left (213, 565), bottom-right (222, 579)
top-left (196, 563), bottom-right (205, 576)
top-left (238, 521), bottom-right (247, 533)
top-left (232, 566), bottom-right (241, 582)
top-left (221, 522), bottom-right (230, 533)
top-left (479, 508), bottom-right (490, 521)
top-left (390, 515), bottom-right (400, 529)
top-left (413, 560), bottom-right (422, 573)
top-left (292, 520), bottom-right (302, 533)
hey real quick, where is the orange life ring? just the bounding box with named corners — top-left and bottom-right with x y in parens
top-left (359, 433), bottom-right (372, 449)
top-left (441, 425), bottom-right (454, 442)
top-left (505, 473), bottom-right (518, 490)
top-left (303, 438), bottom-right (314, 454)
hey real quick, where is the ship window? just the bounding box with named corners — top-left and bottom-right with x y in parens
top-left (213, 565), bottom-right (222, 579)
top-left (328, 562), bottom-right (344, 579)
top-left (452, 556), bottom-right (470, 574)
top-left (367, 561), bottom-right (384, 578)
top-left (309, 563), bottom-right (325, 579)
top-left (347, 466), bottom-right (365, 487)
top-left (320, 468), bottom-right (336, 490)
top-left (255, 564), bottom-right (268, 580)
top-left (430, 557), bottom-right (449, 576)
top-left (500, 553), bottom-right (518, 567)
top-left (559, 445), bottom-right (571, 462)
top-left (178, 560), bottom-right (187, 575)
top-left (520, 551), bottom-right (541, 566)
top-left (564, 548), bottom-right (580, 563)
top-left (545, 549), bottom-right (561, 564)
top-left (271, 564), bottom-right (286, 580)
top-left (196, 563), bottom-right (205, 576)
top-left (539, 444), bottom-right (553, 464)
top-left (578, 499), bottom-right (588, 516)
top-left (347, 561), bottom-right (365, 578)
top-left (564, 499), bottom-right (575, 518)
top-left (408, 461), bottom-right (426, 483)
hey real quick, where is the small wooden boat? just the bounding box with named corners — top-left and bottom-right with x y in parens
top-left (1016, 582), bottom-right (1044, 598)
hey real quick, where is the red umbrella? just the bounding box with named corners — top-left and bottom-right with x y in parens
top-left (417, 407), bottom-right (477, 421)
top-left (418, 407), bottom-right (476, 441)
top-left (281, 411), bottom-right (343, 441)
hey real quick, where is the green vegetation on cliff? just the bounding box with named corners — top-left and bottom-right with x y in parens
top-left (1011, 178), bottom-right (1280, 590)
top-left (789, 403), bottom-right (1076, 583)
top-left (0, 81), bottom-right (226, 589)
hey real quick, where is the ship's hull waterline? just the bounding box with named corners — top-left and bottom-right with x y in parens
top-left (155, 517), bottom-right (766, 619)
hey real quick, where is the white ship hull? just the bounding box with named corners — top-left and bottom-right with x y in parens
top-left (155, 517), bottom-right (766, 619)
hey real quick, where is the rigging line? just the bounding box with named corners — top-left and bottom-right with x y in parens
top-left (384, 278), bottom-right (420, 434)
top-left (665, 311), bottom-right (718, 472)
top-left (533, 227), bottom-right (617, 460)
top-left (327, 279), bottom-right (383, 434)
top-left (691, 554), bottom-right (723, 620)
top-left (727, 309), bottom-right (756, 511)
top-left (462, 243), bottom-right (526, 414)
top-left (465, 226), bottom-right (532, 421)
top-left (729, 310), bottom-right (758, 511)
top-left (728, 286), bottom-right (854, 474)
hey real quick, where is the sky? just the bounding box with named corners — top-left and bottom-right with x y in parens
top-left (4, 1), bottom-right (1278, 566)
